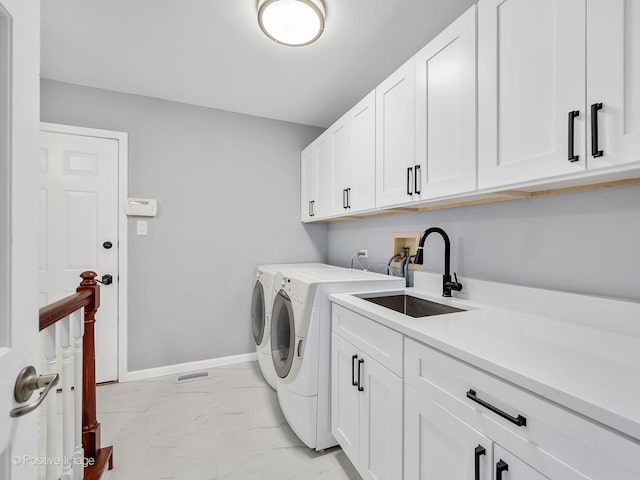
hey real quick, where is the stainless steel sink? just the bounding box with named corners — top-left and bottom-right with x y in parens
top-left (361, 294), bottom-right (465, 318)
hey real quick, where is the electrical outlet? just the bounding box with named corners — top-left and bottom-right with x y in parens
top-left (357, 249), bottom-right (368, 258)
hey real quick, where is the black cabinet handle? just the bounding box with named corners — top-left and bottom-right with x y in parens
top-left (496, 460), bottom-right (508, 480)
top-left (357, 358), bottom-right (364, 391)
top-left (309, 200), bottom-right (315, 217)
top-left (346, 188), bottom-right (351, 208)
top-left (466, 389), bottom-right (527, 427)
top-left (351, 354), bottom-right (358, 386)
top-left (568, 110), bottom-right (580, 162)
top-left (414, 165), bottom-right (421, 195)
top-left (406, 167), bottom-right (414, 195)
top-left (343, 189), bottom-right (348, 209)
top-left (591, 102), bottom-right (603, 158)
top-left (475, 445), bottom-right (486, 480)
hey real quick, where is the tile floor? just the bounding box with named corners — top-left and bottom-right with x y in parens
top-left (94, 361), bottom-right (361, 480)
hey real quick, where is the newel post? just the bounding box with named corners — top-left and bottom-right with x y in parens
top-left (77, 271), bottom-right (101, 460)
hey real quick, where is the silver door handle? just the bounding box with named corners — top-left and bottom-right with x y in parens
top-left (10, 366), bottom-right (59, 418)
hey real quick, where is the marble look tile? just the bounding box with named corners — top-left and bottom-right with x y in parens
top-left (91, 361), bottom-right (362, 480)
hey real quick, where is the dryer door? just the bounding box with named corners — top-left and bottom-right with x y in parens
top-left (251, 280), bottom-right (266, 346)
top-left (271, 289), bottom-right (295, 378)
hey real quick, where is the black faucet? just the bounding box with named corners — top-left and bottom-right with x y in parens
top-left (414, 227), bottom-right (463, 297)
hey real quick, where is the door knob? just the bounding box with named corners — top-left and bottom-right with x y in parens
top-left (10, 366), bottom-right (59, 418)
top-left (103, 241), bottom-right (113, 249)
top-left (97, 274), bottom-right (113, 285)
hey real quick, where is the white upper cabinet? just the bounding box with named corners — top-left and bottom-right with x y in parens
top-left (301, 143), bottom-right (316, 221)
top-left (415, 5), bottom-right (478, 200)
top-left (376, 59), bottom-right (416, 207)
top-left (301, 132), bottom-right (333, 221)
top-left (331, 92), bottom-right (376, 215)
top-left (478, 0), bottom-right (587, 189)
top-left (586, 0), bottom-right (640, 171)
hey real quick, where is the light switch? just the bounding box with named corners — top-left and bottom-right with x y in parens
top-left (136, 220), bottom-right (148, 236)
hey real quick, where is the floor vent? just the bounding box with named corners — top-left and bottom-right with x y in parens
top-left (175, 371), bottom-right (209, 384)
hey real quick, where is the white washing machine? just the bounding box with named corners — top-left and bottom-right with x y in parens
top-left (252, 263), bottom-right (343, 390)
top-left (270, 268), bottom-right (404, 450)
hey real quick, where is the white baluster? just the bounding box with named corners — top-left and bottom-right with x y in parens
top-left (61, 315), bottom-right (73, 480)
top-left (44, 324), bottom-right (58, 480)
top-left (72, 309), bottom-right (85, 480)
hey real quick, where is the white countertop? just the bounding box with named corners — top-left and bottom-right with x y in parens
top-left (329, 272), bottom-right (640, 442)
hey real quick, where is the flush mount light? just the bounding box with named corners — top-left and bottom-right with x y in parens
top-left (257, 0), bottom-right (326, 47)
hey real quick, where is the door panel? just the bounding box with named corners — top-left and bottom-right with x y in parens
top-left (301, 144), bottom-right (316, 221)
top-left (314, 134), bottom-right (332, 218)
top-left (330, 120), bottom-right (352, 214)
top-left (415, 5), bottom-right (477, 199)
top-left (359, 352), bottom-right (402, 480)
top-left (405, 384), bottom-right (492, 480)
top-left (587, 0), bottom-right (640, 170)
top-left (478, 0), bottom-right (586, 188)
top-left (39, 131), bottom-right (119, 383)
top-left (0, 0), bottom-right (40, 477)
top-left (376, 59), bottom-right (415, 207)
top-left (350, 93), bottom-right (376, 211)
top-left (331, 334), bottom-right (360, 465)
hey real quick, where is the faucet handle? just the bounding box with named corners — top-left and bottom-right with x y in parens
top-left (451, 272), bottom-right (463, 291)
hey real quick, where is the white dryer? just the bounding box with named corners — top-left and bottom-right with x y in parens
top-left (252, 263), bottom-right (342, 390)
top-left (270, 268), bottom-right (403, 450)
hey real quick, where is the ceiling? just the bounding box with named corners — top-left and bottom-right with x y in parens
top-left (41, 0), bottom-right (476, 128)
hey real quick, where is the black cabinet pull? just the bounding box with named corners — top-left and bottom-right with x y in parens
top-left (346, 188), bottom-right (351, 208)
top-left (496, 460), bottom-right (508, 480)
top-left (351, 354), bottom-right (358, 386)
top-left (591, 102), bottom-right (603, 158)
top-left (568, 110), bottom-right (580, 162)
top-left (414, 164), bottom-right (421, 194)
top-left (406, 167), bottom-right (414, 195)
top-left (309, 200), bottom-right (315, 217)
top-left (357, 358), bottom-right (364, 391)
top-left (466, 389), bottom-right (527, 427)
top-left (343, 189), bottom-right (348, 209)
top-left (475, 445), bottom-right (486, 480)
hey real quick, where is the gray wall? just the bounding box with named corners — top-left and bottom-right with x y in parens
top-left (329, 185), bottom-right (640, 302)
top-left (41, 79), bottom-right (327, 371)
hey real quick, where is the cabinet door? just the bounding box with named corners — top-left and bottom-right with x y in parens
top-left (301, 144), bottom-right (316, 221)
top-left (330, 116), bottom-right (352, 215)
top-left (415, 5), bottom-right (477, 200)
top-left (314, 133), bottom-right (332, 219)
top-left (405, 384), bottom-right (492, 480)
top-left (359, 351), bottom-right (403, 480)
top-left (478, 0), bottom-right (587, 189)
top-left (587, 0), bottom-right (640, 170)
top-left (493, 445), bottom-right (550, 480)
top-left (349, 92), bottom-right (376, 212)
top-left (376, 58), bottom-right (416, 207)
top-left (331, 333), bottom-right (360, 466)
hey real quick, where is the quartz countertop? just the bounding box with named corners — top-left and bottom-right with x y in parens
top-left (329, 272), bottom-right (640, 442)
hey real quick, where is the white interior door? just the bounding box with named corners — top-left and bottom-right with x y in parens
top-left (39, 130), bottom-right (119, 383)
top-left (0, 0), bottom-right (40, 478)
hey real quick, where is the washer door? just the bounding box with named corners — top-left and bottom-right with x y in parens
top-left (251, 280), bottom-right (265, 346)
top-left (271, 289), bottom-right (295, 378)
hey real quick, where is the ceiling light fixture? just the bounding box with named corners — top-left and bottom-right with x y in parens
top-left (257, 0), bottom-right (326, 47)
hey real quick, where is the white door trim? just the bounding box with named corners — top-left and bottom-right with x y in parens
top-left (39, 122), bottom-right (130, 382)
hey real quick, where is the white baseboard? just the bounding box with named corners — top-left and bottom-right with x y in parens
top-left (124, 352), bottom-right (258, 382)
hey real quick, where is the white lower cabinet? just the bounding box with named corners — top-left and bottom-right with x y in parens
top-left (331, 331), bottom-right (403, 480)
top-left (405, 383), bottom-right (492, 480)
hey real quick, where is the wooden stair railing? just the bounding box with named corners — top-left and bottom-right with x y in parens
top-left (39, 271), bottom-right (114, 480)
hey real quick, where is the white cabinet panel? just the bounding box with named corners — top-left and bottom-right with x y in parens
top-left (359, 351), bottom-right (403, 480)
top-left (376, 59), bottom-right (416, 207)
top-left (415, 5), bottom-right (477, 199)
top-left (331, 92), bottom-right (376, 215)
top-left (301, 144), bottom-right (316, 221)
top-left (493, 444), bottom-right (550, 480)
top-left (587, 0), bottom-right (640, 170)
top-left (331, 333), bottom-right (360, 465)
top-left (405, 383), bottom-right (492, 480)
top-left (315, 133), bottom-right (332, 219)
top-left (478, 0), bottom-right (587, 188)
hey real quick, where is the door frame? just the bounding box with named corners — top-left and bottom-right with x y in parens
top-left (39, 122), bottom-right (130, 382)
